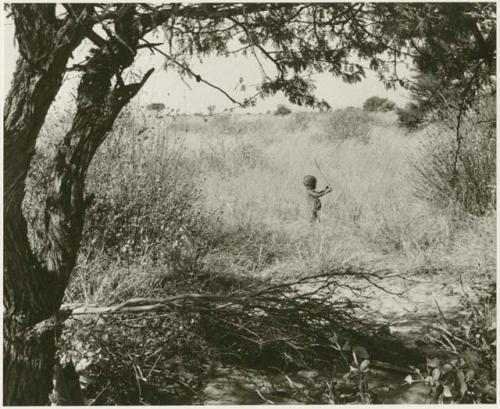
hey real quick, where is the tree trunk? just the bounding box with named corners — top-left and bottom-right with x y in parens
top-left (3, 5), bottom-right (91, 404)
top-left (52, 360), bottom-right (85, 405)
top-left (4, 4), bottom-right (152, 404)
top-left (3, 316), bottom-right (57, 405)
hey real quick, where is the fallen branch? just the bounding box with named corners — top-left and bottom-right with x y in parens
top-left (61, 266), bottom-right (404, 317)
top-left (57, 266), bottom-right (424, 369)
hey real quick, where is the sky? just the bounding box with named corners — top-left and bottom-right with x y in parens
top-left (3, 16), bottom-right (411, 115)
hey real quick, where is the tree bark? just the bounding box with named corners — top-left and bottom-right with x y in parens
top-left (4, 4), bottom-right (152, 404)
top-left (3, 305), bottom-right (58, 405)
top-left (43, 5), bottom-right (152, 302)
top-left (52, 360), bottom-right (85, 405)
top-left (3, 5), bottom-right (94, 404)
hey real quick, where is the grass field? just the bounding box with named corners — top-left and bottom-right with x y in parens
top-left (75, 108), bottom-right (495, 294)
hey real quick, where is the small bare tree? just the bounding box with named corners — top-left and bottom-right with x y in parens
top-left (207, 104), bottom-right (216, 116)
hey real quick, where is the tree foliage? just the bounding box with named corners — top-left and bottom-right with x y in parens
top-left (393, 3), bottom-right (496, 129)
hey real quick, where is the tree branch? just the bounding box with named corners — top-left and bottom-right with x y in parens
top-left (43, 7), bottom-right (153, 305)
top-left (141, 39), bottom-right (247, 108)
top-left (451, 59), bottom-right (485, 188)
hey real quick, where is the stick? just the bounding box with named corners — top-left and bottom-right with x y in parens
top-left (314, 159), bottom-right (333, 187)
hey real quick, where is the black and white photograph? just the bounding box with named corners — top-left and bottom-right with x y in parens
top-left (2, 2), bottom-right (497, 405)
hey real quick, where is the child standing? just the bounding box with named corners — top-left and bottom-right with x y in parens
top-left (303, 175), bottom-right (332, 223)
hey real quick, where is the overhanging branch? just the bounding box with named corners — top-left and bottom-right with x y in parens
top-left (140, 39), bottom-right (248, 108)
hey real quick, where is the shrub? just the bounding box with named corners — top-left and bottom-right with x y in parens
top-left (83, 131), bottom-right (207, 273)
top-left (274, 104), bottom-right (292, 116)
top-left (396, 73), bottom-right (476, 130)
top-left (146, 103), bottom-right (166, 112)
top-left (363, 96), bottom-right (396, 112)
top-left (397, 102), bottom-right (428, 130)
top-left (411, 102), bottom-right (496, 216)
top-left (322, 108), bottom-right (372, 143)
top-left (413, 283), bottom-right (496, 403)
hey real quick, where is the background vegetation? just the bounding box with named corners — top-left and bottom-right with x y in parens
top-left (363, 96), bottom-right (396, 112)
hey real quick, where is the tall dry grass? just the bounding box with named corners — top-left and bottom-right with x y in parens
top-left (25, 105), bottom-right (495, 304)
top-left (192, 111), bottom-right (494, 280)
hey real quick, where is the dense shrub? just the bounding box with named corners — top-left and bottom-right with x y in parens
top-left (396, 73), bottom-right (472, 130)
top-left (397, 102), bottom-right (428, 130)
top-left (274, 104), bottom-right (292, 116)
top-left (322, 107), bottom-right (372, 143)
top-left (146, 103), bottom-right (166, 114)
top-left (411, 100), bottom-right (496, 216)
top-left (363, 96), bottom-right (396, 112)
top-left (83, 124), bottom-right (208, 273)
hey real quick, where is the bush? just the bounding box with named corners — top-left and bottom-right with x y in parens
top-left (274, 104), bottom-right (292, 116)
top-left (284, 111), bottom-right (311, 132)
top-left (411, 101), bottom-right (496, 216)
top-left (417, 283), bottom-right (496, 403)
top-left (322, 108), bottom-right (372, 143)
top-left (396, 73), bottom-right (467, 130)
top-left (363, 96), bottom-right (396, 112)
top-left (83, 125), bottom-right (208, 273)
top-left (146, 103), bottom-right (166, 113)
top-left (397, 102), bottom-right (429, 130)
